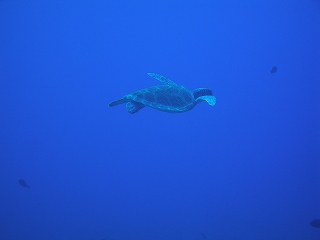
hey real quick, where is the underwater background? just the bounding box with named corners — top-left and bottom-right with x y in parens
top-left (1, 1), bottom-right (319, 240)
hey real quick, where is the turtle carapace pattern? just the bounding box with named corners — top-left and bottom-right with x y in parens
top-left (108, 73), bottom-right (216, 114)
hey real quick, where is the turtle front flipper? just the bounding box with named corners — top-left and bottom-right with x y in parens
top-left (147, 73), bottom-right (177, 86)
top-left (126, 101), bottom-right (145, 114)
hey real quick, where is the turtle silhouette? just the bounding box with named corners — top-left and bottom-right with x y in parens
top-left (108, 73), bottom-right (216, 113)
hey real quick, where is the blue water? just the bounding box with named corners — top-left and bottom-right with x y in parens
top-left (1, 1), bottom-right (319, 240)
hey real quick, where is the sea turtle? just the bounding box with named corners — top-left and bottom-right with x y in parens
top-left (108, 73), bottom-right (216, 114)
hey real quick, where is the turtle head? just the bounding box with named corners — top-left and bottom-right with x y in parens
top-left (193, 88), bottom-right (216, 106)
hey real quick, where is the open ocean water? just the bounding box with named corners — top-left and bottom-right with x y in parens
top-left (0, 1), bottom-right (319, 240)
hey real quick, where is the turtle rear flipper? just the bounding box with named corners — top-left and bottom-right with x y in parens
top-left (109, 96), bottom-right (130, 107)
top-left (126, 101), bottom-right (145, 114)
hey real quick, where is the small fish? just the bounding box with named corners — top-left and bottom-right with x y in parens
top-left (310, 219), bottom-right (320, 228)
top-left (270, 66), bottom-right (277, 74)
top-left (18, 179), bottom-right (30, 189)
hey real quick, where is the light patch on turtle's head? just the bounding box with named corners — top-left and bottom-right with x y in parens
top-left (193, 88), bottom-right (216, 106)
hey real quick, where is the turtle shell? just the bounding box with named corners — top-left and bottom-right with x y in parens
top-left (129, 84), bottom-right (195, 113)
